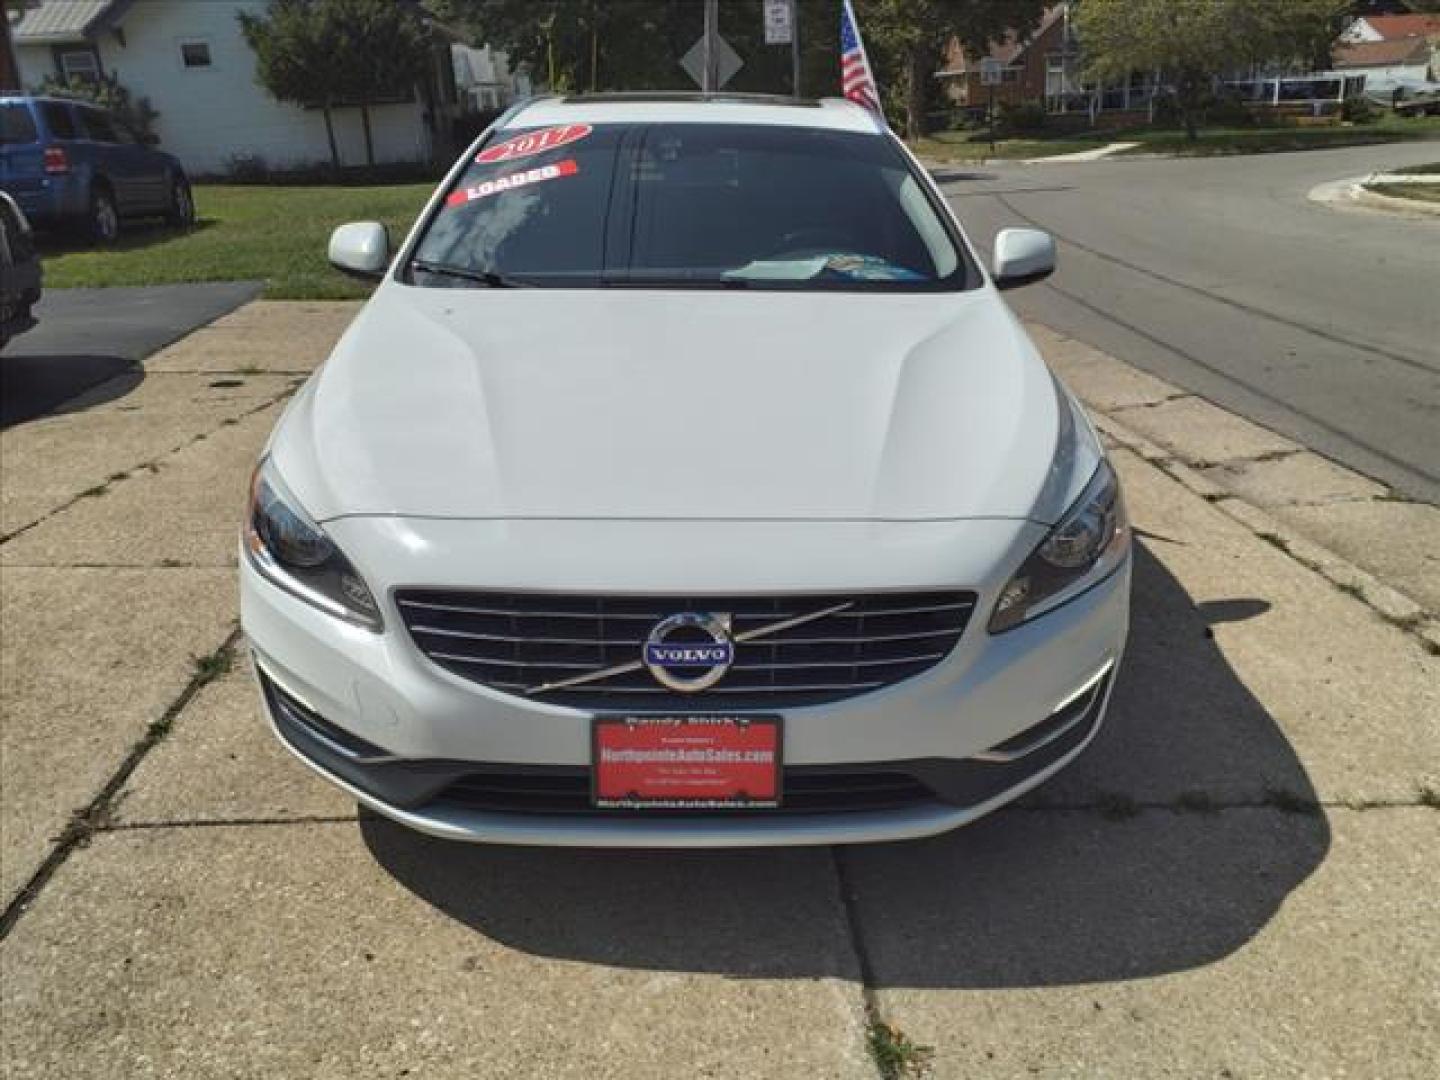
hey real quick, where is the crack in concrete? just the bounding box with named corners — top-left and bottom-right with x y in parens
top-left (0, 629), bottom-right (242, 941)
top-left (104, 816), bottom-right (357, 831)
top-left (0, 388), bottom-right (293, 547)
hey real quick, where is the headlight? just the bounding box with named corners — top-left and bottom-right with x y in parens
top-left (244, 459), bottom-right (382, 630)
top-left (989, 460), bottom-right (1129, 633)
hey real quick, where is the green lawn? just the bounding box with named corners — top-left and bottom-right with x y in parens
top-left (40, 183), bottom-right (433, 299)
top-left (910, 114), bottom-right (1440, 163)
top-left (909, 130), bottom-right (1112, 162)
top-left (1367, 182), bottom-right (1440, 204)
top-left (1114, 115), bottom-right (1440, 157)
top-left (1393, 161), bottom-right (1440, 175)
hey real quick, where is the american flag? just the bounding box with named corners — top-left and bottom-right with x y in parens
top-left (840, 0), bottom-right (882, 116)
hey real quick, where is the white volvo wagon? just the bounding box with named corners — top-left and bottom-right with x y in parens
top-left (240, 94), bottom-right (1131, 847)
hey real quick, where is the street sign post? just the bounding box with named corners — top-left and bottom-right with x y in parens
top-left (980, 58), bottom-right (1005, 153)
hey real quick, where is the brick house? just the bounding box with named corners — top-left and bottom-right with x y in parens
top-left (935, 3), bottom-right (1160, 125)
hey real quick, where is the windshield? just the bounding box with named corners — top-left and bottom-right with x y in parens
top-left (409, 122), bottom-right (976, 291)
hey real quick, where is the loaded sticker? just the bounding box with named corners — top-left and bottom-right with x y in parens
top-left (445, 159), bottom-right (580, 208)
top-left (476, 123), bottom-right (592, 164)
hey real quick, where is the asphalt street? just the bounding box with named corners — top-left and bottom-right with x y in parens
top-left (0, 282), bottom-right (262, 428)
top-left (940, 141), bottom-right (1440, 503)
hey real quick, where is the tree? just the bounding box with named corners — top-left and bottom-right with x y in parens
top-left (855, 0), bottom-right (1047, 139)
top-left (330, 0), bottom-right (435, 167)
top-left (240, 0), bottom-right (348, 172)
top-left (241, 0), bottom-right (433, 171)
top-left (435, 1), bottom-right (1045, 138)
top-left (1076, 0), bottom-right (1345, 141)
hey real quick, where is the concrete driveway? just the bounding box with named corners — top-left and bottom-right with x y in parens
top-left (0, 302), bottom-right (1436, 1078)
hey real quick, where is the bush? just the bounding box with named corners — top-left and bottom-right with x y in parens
top-left (1204, 96), bottom-right (1257, 129)
top-left (1341, 96), bottom-right (1378, 124)
top-left (32, 73), bottom-right (161, 144)
top-left (207, 156), bottom-right (442, 187)
top-left (997, 102), bottom-right (1048, 136)
top-left (1151, 92), bottom-right (1183, 129)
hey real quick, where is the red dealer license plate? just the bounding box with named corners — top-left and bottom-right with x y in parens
top-left (592, 716), bottom-right (783, 810)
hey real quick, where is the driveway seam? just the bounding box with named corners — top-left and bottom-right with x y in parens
top-left (0, 387), bottom-right (295, 546)
top-left (830, 846), bottom-right (892, 1080)
top-left (0, 628), bottom-right (241, 940)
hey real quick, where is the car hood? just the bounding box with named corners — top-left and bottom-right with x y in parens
top-left (272, 284), bottom-right (1095, 524)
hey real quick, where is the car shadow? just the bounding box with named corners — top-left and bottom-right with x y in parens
top-left (0, 352), bottom-right (141, 428)
top-left (361, 542), bottom-right (1328, 989)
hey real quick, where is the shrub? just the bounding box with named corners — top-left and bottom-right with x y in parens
top-left (32, 72), bottom-right (161, 144)
top-left (997, 102), bottom-right (1048, 136)
top-left (1341, 96), bottom-right (1378, 124)
top-left (1204, 95), bottom-right (1256, 129)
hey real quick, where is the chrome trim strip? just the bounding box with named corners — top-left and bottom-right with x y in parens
top-left (523, 601), bottom-right (854, 696)
top-left (971, 661), bottom-right (1115, 763)
top-left (254, 657), bottom-right (402, 766)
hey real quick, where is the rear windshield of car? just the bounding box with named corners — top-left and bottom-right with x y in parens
top-left (0, 103), bottom-right (38, 146)
top-left (408, 122), bottom-right (977, 291)
top-left (78, 108), bottom-right (119, 143)
top-left (40, 101), bottom-right (77, 139)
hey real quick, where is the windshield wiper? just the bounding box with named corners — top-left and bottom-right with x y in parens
top-left (410, 260), bottom-right (528, 288)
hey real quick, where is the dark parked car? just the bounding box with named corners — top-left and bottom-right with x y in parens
top-left (0, 190), bottom-right (42, 350)
top-left (0, 95), bottom-right (194, 244)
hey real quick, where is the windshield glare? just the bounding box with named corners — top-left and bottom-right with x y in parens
top-left (411, 122), bottom-right (973, 291)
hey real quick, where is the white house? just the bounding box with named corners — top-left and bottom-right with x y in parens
top-left (1338, 13), bottom-right (1440, 46)
top-left (452, 42), bottom-right (530, 112)
top-left (7, 0), bottom-right (447, 174)
top-left (1333, 12), bottom-right (1438, 96)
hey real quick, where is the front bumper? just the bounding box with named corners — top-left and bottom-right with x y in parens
top-left (241, 522), bottom-right (1130, 847)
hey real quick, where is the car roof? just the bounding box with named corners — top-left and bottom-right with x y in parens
top-left (502, 93), bottom-right (886, 135)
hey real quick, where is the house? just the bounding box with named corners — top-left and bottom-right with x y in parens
top-left (935, 3), bottom-right (1160, 124)
top-left (936, 5), bottom-right (1067, 113)
top-left (1333, 11), bottom-right (1438, 98)
top-left (5, 0), bottom-right (469, 174)
top-left (1338, 13), bottom-right (1440, 46)
top-left (452, 43), bottom-right (531, 113)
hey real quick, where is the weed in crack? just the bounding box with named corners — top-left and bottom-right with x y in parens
top-left (868, 1021), bottom-right (933, 1079)
top-left (191, 646), bottom-right (234, 686)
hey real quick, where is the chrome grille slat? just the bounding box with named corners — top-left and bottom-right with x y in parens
top-left (396, 590), bottom-right (976, 709)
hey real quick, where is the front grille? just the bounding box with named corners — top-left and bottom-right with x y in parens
top-left (395, 590), bottom-right (977, 710)
top-left (435, 767), bottom-right (936, 816)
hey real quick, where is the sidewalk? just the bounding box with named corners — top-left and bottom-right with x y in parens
top-left (2, 303), bottom-right (1436, 1078)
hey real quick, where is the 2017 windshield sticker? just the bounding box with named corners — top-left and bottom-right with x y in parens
top-left (444, 160), bottom-right (579, 208)
top-left (475, 123), bottom-right (592, 165)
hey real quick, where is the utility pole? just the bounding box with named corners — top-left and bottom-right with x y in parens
top-left (790, 0), bottom-right (801, 97)
top-left (703, 0), bottom-right (719, 93)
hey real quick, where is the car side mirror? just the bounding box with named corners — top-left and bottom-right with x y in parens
top-left (328, 222), bottom-right (390, 280)
top-left (993, 228), bottom-right (1056, 290)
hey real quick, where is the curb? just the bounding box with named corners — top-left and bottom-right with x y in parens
top-left (1090, 407), bottom-right (1440, 656)
top-left (1308, 175), bottom-right (1440, 218)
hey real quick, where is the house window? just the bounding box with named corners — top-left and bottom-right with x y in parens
top-left (57, 48), bottom-right (101, 83)
top-left (180, 40), bottom-right (212, 68)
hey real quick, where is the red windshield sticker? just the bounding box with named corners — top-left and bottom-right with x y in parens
top-left (476, 123), bottom-right (593, 165)
top-left (445, 159), bottom-right (579, 208)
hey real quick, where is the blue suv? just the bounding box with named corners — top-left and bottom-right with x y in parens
top-left (0, 95), bottom-right (194, 244)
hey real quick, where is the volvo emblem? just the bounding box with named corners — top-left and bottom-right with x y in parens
top-left (643, 612), bottom-right (734, 693)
